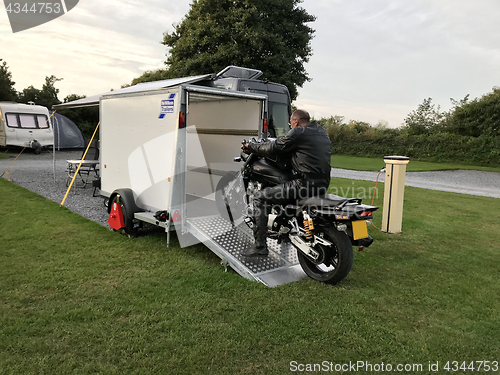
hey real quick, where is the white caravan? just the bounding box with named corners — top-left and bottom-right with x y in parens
top-left (0, 102), bottom-right (54, 152)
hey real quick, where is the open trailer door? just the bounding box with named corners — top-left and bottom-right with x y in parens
top-left (171, 85), bottom-right (307, 287)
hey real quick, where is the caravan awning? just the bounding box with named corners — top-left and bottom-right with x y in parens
top-left (53, 74), bottom-right (213, 110)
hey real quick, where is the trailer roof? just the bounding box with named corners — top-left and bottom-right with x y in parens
top-left (52, 74), bottom-right (213, 110)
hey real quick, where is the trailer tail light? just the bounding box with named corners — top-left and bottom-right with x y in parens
top-left (170, 210), bottom-right (181, 222)
top-left (178, 111), bottom-right (186, 129)
top-left (262, 118), bottom-right (268, 134)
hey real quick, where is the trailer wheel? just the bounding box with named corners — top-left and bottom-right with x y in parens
top-left (111, 195), bottom-right (137, 237)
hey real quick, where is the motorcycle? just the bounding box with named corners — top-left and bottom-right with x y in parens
top-left (215, 139), bottom-right (378, 285)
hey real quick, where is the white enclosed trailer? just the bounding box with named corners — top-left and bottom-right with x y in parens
top-left (55, 76), bottom-right (306, 287)
top-left (0, 102), bottom-right (54, 151)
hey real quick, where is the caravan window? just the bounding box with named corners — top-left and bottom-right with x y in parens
top-left (36, 115), bottom-right (49, 129)
top-left (5, 113), bottom-right (49, 129)
top-left (5, 113), bottom-right (19, 128)
top-left (19, 114), bottom-right (37, 129)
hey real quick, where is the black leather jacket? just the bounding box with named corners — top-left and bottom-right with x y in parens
top-left (248, 121), bottom-right (331, 188)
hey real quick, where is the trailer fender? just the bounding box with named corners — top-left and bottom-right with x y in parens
top-left (107, 188), bottom-right (142, 235)
top-left (107, 188), bottom-right (141, 220)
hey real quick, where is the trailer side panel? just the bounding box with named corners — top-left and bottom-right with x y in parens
top-left (100, 89), bottom-right (180, 212)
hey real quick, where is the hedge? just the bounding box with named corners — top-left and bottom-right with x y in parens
top-left (330, 132), bottom-right (500, 166)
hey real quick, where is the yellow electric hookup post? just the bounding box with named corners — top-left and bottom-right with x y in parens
top-left (381, 155), bottom-right (410, 234)
top-left (60, 122), bottom-right (100, 207)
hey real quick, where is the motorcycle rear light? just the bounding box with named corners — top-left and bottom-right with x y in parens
top-left (360, 211), bottom-right (372, 217)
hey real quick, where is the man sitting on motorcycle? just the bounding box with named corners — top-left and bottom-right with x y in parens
top-left (241, 109), bottom-right (332, 256)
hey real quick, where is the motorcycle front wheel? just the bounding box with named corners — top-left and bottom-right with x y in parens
top-left (215, 171), bottom-right (243, 222)
top-left (297, 226), bottom-right (353, 285)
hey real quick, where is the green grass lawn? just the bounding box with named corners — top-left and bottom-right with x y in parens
top-left (1, 178), bottom-right (499, 374)
top-left (332, 155), bottom-right (500, 172)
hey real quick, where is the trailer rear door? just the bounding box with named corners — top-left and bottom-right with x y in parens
top-left (171, 86), bottom-right (307, 287)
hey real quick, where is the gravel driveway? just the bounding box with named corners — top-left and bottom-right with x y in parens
top-left (1, 149), bottom-right (499, 229)
top-left (1, 149), bottom-right (109, 227)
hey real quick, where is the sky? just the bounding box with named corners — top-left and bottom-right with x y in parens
top-left (1, 0), bottom-right (500, 128)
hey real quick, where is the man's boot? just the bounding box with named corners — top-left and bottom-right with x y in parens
top-left (241, 199), bottom-right (269, 257)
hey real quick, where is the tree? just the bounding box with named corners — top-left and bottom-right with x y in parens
top-left (58, 94), bottom-right (99, 139)
top-left (316, 115), bottom-right (345, 139)
top-left (18, 75), bottom-right (62, 109)
top-left (347, 120), bottom-right (371, 134)
top-left (134, 0), bottom-right (315, 100)
top-left (0, 59), bottom-right (17, 101)
top-left (130, 69), bottom-right (170, 86)
top-left (444, 89), bottom-right (500, 137)
top-left (18, 85), bottom-right (40, 104)
top-left (403, 98), bottom-right (444, 135)
top-left (38, 75), bottom-right (62, 108)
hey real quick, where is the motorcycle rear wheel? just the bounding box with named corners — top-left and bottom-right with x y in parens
top-left (297, 226), bottom-right (353, 285)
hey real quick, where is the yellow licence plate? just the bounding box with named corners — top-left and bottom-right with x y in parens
top-left (352, 220), bottom-right (368, 240)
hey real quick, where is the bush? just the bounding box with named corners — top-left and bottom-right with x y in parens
top-left (444, 87), bottom-right (500, 137)
top-left (319, 88), bottom-right (500, 166)
top-left (329, 130), bottom-right (500, 165)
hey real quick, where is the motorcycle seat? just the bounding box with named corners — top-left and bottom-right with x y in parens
top-left (298, 194), bottom-right (350, 208)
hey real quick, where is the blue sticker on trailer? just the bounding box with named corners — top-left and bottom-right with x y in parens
top-left (159, 94), bottom-right (176, 119)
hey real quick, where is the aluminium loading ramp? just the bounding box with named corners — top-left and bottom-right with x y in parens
top-left (185, 215), bottom-right (307, 287)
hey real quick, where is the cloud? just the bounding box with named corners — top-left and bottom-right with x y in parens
top-left (2, 0), bottom-right (500, 127)
top-left (60, 0), bottom-right (189, 42)
top-left (1, 0), bottom-right (191, 98)
top-left (298, 0), bottom-right (500, 126)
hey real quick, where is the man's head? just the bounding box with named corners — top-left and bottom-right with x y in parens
top-left (290, 109), bottom-right (310, 129)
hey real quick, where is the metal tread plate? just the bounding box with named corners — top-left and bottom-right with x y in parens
top-left (186, 215), bottom-right (307, 287)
